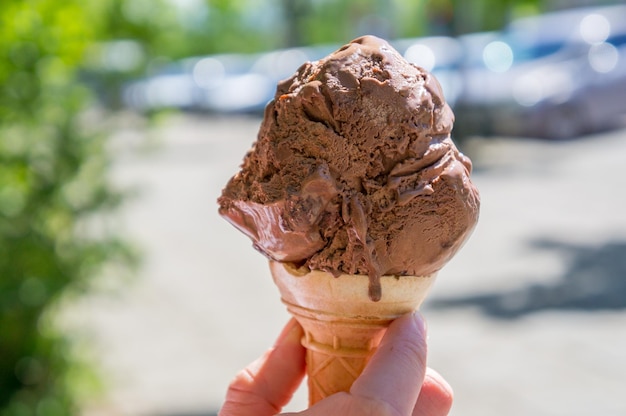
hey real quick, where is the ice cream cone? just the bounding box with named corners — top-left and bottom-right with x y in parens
top-left (270, 261), bottom-right (436, 406)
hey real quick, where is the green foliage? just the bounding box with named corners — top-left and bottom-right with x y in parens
top-left (0, 0), bottom-right (135, 413)
top-left (192, 0), bottom-right (544, 52)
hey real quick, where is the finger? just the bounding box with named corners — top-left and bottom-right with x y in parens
top-left (412, 368), bottom-right (454, 416)
top-left (350, 312), bottom-right (428, 416)
top-left (220, 319), bottom-right (306, 416)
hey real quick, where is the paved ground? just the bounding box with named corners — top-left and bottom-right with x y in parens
top-left (75, 113), bottom-right (626, 416)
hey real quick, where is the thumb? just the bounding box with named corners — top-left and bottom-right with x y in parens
top-left (350, 312), bottom-right (428, 415)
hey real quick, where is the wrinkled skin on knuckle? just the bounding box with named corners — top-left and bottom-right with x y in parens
top-left (321, 393), bottom-right (398, 416)
top-left (393, 337), bottom-right (428, 374)
top-left (223, 368), bottom-right (279, 414)
top-left (347, 395), bottom-right (405, 416)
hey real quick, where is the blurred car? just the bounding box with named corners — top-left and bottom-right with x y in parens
top-left (123, 53), bottom-right (269, 113)
top-left (123, 37), bottom-right (466, 115)
top-left (392, 36), bottom-right (464, 107)
top-left (123, 45), bottom-right (337, 114)
top-left (199, 44), bottom-right (338, 113)
top-left (454, 4), bottom-right (626, 139)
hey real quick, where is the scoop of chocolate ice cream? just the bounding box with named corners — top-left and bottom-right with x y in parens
top-left (218, 35), bottom-right (480, 300)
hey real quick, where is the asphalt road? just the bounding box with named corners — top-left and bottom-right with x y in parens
top-left (74, 113), bottom-right (626, 416)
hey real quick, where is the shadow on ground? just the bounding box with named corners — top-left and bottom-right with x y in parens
top-left (429, 238), bottom-right (626, 319)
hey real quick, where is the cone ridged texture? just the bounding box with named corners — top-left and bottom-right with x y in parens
top-left (270, 261), bottom-right (435, 405)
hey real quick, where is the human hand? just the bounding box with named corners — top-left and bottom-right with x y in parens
top-left (219, 312), bottom-right (453, 416)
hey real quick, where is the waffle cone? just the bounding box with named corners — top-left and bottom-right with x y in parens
top-left (270, 261), bottom-right (436, 406)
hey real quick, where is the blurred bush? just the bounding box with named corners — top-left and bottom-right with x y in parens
top-left (0, 1), bottom-right (138, 413)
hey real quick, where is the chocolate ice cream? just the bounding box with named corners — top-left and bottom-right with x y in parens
top-left (218, 35), bottom-right (480, 300)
